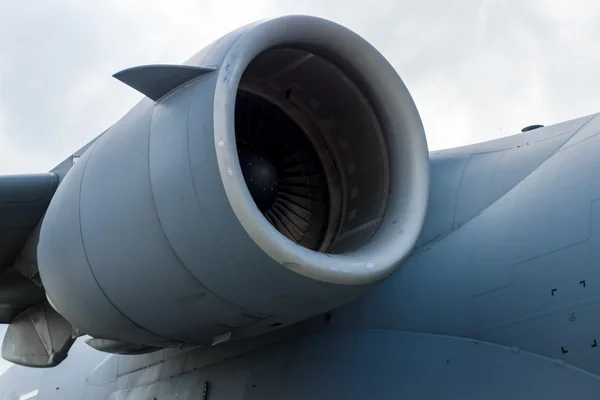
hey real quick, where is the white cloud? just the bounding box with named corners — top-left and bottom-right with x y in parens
top-left (2, 0), bottom-right (600, 174)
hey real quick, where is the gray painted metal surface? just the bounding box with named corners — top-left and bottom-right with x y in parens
top-left (2, 301), bottom-right (75, 368)
top-left (0, 173), bottom-right (56, 323)
top-left (112, 64), bottom-right (215, 101)
top-left (3, 329), bottom-right (600, 399)
top-left (35, 14), bottom-right (429, 350)
top-left (4, 113), bottom-right (600, 399)
top-left (0, 173), bottom-right (57, 277)
top-left (1, 14), bottom-right (600, 399)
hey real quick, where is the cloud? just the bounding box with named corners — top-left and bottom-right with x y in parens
top-left (1, 0), bottom-right (600, 175)
top-left (0, 0), bottom-right (276, 174)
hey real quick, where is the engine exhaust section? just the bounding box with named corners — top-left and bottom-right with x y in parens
top-left (36, 15), bottom-right (429, 348)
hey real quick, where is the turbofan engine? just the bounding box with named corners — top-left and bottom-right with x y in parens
top-left (37, 15), bottom-right (429, 347)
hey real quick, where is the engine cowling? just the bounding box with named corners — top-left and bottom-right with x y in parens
top-left (37, 15), bottom-right (429, 347)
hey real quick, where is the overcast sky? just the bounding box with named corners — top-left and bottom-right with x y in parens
top-left (2, 0), bottom-right (600, 174)
top-left (0, 0), bottom-right (599, 377)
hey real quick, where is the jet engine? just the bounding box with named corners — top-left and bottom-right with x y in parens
top-left (36, 15), bottom-right (429, 347)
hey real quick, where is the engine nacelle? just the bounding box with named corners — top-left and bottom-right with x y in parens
top-left (37, 15), bottom-right (429, 347)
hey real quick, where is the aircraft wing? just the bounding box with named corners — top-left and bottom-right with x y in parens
top-left (0, 173), bottom-right (57, 322)
top-left (0, 133), bottom-right (98, 325)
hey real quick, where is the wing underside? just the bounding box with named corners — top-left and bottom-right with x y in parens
top-left (0, 173), bottom-right (57, 322)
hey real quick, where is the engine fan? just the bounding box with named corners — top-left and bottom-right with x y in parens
top-left (235, 89), bottom-right (332, 251)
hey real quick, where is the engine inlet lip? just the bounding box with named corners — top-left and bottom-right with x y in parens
top-left (236, 82), bottom-right (343, 253)
top-left (212, 15), bottom-right (430, 286)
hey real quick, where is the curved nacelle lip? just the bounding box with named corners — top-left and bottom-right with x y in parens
top-left (210, 15), bottom-right (430, 285)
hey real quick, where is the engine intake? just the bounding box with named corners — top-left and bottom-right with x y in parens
top-left (235, 47), bottom-right (389, 256)
top-left (37, 15), bottom-right (429, 348)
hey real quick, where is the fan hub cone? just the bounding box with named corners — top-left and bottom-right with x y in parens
top-left (239, 149), bottom-right (278, 212)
